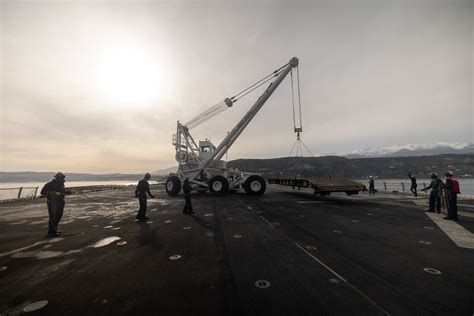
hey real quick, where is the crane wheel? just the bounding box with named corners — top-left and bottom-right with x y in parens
top-left (209, 176), bottom-right (229, 194)
top-left (244, 175), bottom-right (266, 195)
top-left (165, 176), bottom-right (182, 195)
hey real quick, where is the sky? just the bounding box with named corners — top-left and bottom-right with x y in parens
top-left (1, 0), bottom-right (472, 173)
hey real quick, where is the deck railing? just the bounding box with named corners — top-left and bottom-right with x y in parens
top-left (0, 184), bottom-right (130, 203)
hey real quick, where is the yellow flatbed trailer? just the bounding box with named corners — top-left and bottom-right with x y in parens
top-left (268, 178), bottom-right (366, 196)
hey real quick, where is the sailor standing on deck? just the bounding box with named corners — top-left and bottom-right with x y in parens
top-left (182, 178), bottom-right (195, 215)
top-left (443, 171), bottom-right (460, 221)
top-left (41, 172), bottom-right (71, 237)
top-left (368, 176), bottom-right (376, 194)
top-left (421, 173), bottom-right (444, 213)
top-left (135, 173), bottom-right (155, 221)
top-left (408, 172), bottom-right (417, 197)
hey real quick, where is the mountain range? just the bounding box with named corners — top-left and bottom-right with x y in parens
top-left (341, 142), bottom-right (473, 158)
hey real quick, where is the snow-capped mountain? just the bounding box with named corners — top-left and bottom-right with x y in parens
top-left (343, 142), bottom-right (474, 158)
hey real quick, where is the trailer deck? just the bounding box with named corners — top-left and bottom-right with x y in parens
top-left (268, 177), bottom-right (366, 195)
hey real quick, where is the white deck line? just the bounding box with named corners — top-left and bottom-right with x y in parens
top-left (425, 212), bottom-right (474, 249)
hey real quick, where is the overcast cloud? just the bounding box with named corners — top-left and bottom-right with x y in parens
top-left (1, 0), bottom-right (472, 173)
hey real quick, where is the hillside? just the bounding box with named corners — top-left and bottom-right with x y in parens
top-left (227, 154), bottom-right (474, 179)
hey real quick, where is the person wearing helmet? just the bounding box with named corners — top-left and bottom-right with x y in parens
top-left (40, 172), bottom-right (71, 237)
top-left (135, 173), bottom-right (155, 221)
top-left (421, 173), bottom-right (444, 213)
top-left (443, 171), bottom-right (460, 221)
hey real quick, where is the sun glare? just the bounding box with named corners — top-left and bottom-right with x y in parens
top-left (95, 44), bottom-right (169, 106)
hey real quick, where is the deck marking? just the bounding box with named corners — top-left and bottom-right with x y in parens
top-left (0, 266), bottom-right (7, 271)
top-left (233, 234), bottom-right (242, 239)
top-left (418, 241), bottom-right (431, 245)
top-left (458, 211), bottom-right (474, 218)
top-left (425, 212), bottom-right (474, 249)
top-left (256, 212), bottom-right (390, 315)
top-left (169, 254), bottom-right (181, 260)
top-left (294, 242), bottom-right (390, 316)
top-left (23, 300), bottom-right (48, 312)
top-left (255, 280), bottom-right (271, 288)
top-left (329, 278), bottom-right (340, 284)
top-left (297, 201), bottom-right (325, 204)
top-left (117, 241), bottom-right (127, 246)
top-left (423, 268), bottom-right (441, 275)
top-left (259, 216), bottom-right (274, 227)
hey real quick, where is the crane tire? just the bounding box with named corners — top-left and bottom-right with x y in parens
top-left (166, 176), bottom-right (181, 195)
top-left (244, 175), bottom-right (266, 195)
top-left (209, 176), bottom-right (229, 194)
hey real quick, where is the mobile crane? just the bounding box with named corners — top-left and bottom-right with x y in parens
top-left (165, 57), bottom-right (300, 196)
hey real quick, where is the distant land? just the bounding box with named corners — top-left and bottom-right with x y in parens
top-left (227, 154), bottom-right (474, 179)
top-left (340, 142), bottom-right (473, 158)
top-left (1, 154), bottom-right (472, 182)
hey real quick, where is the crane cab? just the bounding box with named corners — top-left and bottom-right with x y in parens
top-left (199, 139), bottom-right (215, 161)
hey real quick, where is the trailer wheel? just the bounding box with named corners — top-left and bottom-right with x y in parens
top-left (165, 176), bottom-right (181, 195)
top-left (209, 176), bottom-right (229, 194)
top-left (244, 175), bottom-right (266, 195)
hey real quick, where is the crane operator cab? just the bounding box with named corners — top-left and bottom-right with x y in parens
top-left (199, 139), bottom-right (215, 160)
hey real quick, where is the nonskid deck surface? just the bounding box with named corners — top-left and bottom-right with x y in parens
top-left (0, 186), bottom-right (473, 315)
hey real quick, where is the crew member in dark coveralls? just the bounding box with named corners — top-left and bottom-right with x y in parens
top-left (421, 173), bottom-right (444, 213)
top-left (41, 172), bottom-right (71, 237)
top-left (368, 176), bottom-right (375, 194)
top-left (443, 171), bottom-right (460, 221)
top-left (182, 178), bottom-right (195, 215)
top-left (135, 173), bottom-right (155, 221)
top-left (408, 172), bottom-right (417, 197)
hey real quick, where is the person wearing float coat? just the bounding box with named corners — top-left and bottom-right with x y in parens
top-left (443, 171), bottom-right (460, 221)
top-left (421, 173), bottom-right (444, 213)
top-left (40, 172), bottom-right (71, 237)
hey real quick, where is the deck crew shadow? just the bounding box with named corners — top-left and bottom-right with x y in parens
top-left (136, 223), bottom-right (162, 250)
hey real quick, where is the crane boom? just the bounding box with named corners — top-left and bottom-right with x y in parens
top-left (203, 57), bottom-right (299, 168)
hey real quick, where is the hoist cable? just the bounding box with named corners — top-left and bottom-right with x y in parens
top-left (230, 62), bottom-right (288, 103)
top-left (296, 67), bottom-right (303, 131)
top-left (290, 69), bottom-right (297, 131)
top-left (231, 74), bottom-right (279, 103)
top-left (300, 140), bottom-right (315, 157)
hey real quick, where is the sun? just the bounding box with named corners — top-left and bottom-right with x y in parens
top-left (95, 44), bottom-right (169, 105)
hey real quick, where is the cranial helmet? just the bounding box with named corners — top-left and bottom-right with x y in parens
top-left (430, 172), bottom-right (437, 179)
top-left (445, 170), bottom-right (453, 177)
top-left (54, 172), bottom-right (65, 180)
